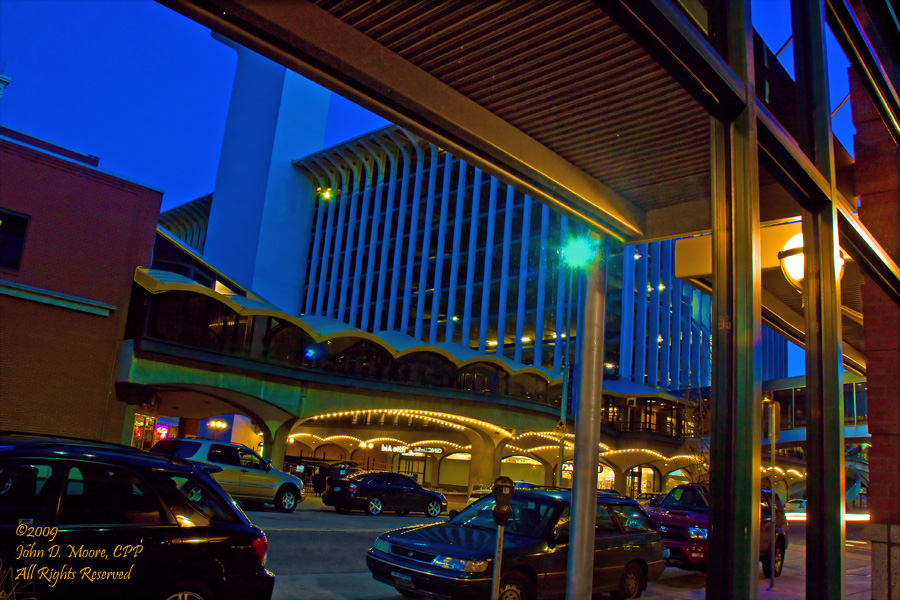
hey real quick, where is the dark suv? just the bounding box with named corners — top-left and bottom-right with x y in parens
top-left (647, 483), bottom-right (788, 577)
top-left (0, 432), bottom-right (274, 600)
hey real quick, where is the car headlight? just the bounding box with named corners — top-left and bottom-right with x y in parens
top-left (688, 526), bottom-right (708, 540)
top-left (432, 556), bottom-right (489, 573)
top-left (372, 538), bottom-right (391, 553)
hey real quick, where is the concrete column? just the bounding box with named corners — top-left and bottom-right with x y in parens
top-left (260, 418), bottom-right (300, 471)
top-left (179, 417), bottom-right (201, 438)
top-left (204, 36), bottom-right (331, 313)
top-left (427, 455), bottom-right (440, 488)
top-left (465, 432), bottom-right (498, 497)
top-left (852, 70), bottom-right (900, 598)
top-left (612, 467), bottom-right (628, 496)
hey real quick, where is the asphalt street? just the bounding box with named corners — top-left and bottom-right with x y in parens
top-left (247, 497), bottom-right (871, 600)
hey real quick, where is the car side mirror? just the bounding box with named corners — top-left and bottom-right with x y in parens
top-left (448, 509), bottom-right (459, 519)
top-left (263, 459), bottom-right (272, 472)
top-left (548, 527), bottom-right (569, 548)
top-left (648, 499), bottom-right (659, 509)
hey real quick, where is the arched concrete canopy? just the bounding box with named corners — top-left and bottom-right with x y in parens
top-left (118, 381), bottom-right (294, 426)
top-left (135, 265), bottom-right (562, 383)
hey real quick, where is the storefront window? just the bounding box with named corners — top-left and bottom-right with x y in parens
top-left (131, 413), bottom-right (176, 450)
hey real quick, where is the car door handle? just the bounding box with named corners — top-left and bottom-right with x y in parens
top-left (241, 469), bottom-right (249, 473)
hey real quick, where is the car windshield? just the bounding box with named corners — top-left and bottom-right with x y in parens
top-left (660, 486), bottom-right (709, 510)
top-left (452, 495), bottom-right (558, 537)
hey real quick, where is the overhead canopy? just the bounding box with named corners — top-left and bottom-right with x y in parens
top-left (675, 221), bottom-right (867, 374)
top-left (159, 0), bottom-right (900, 353)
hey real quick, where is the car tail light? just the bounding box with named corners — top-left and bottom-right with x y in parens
top-left (252, 534), bottom-right (268, 567)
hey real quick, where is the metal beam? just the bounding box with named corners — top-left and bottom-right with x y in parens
top-left (837, 200), bottom-right (900, 306)
top-left (158, 0), bottom-right (643, 241)
top-left (827, 0), bottom-right (900, 147)
top-left (604, 0), bottom-right (748, 122)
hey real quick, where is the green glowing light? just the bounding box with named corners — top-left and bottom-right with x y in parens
top-left (562, 237), bottom-right (597, 268)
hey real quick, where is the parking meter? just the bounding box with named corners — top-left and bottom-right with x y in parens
top-left (492, 476), bottom-right (515, 526)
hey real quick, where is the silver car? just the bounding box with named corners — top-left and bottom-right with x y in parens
top-left (151, 438), bottom-right (305, 512)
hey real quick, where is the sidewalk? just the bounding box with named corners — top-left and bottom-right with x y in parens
top-left (643, 542), bottom-right (871, 598)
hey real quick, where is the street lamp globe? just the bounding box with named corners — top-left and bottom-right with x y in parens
top-left (778, 232), bottom-right (845, 291)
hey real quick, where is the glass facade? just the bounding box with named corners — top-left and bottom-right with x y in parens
top-left (294, 127), bottom-right (788, 386)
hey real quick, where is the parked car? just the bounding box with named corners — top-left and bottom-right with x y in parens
top-left (366, 488), bottom-right (664, 599)
top-left (150, 438), bottom-right (305, 512)
top-left (323, 471), bottom-right (447, 516)
top-left (647, 483), bottom-right (788, 577)
top-left (784, 498), bottom-right (807, 512)
top-left (635, 492), bottom-right (665, 508)
top-left (0, 431), bottom-right (274, 600)
top-left (467, 481), bottom-right (537, 505)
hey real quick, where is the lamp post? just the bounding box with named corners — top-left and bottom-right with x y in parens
top-left (208, 419), bottom-right (228, 441)
top-left (557, 236), bottom-right (596, 487)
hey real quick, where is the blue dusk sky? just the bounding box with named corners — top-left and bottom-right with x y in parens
top-left (1, 0), bottom-right (852, 377)
top-left (0, 0), bottom-right (388, 212)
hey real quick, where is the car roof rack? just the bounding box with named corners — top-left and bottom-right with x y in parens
top-left (0, 430), bottom-right (139, 452)
top-left (0, 430), bottom-right (196, 469)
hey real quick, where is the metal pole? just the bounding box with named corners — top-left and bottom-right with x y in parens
top-left (558, 267), bottom-right (574, 487)
top-left (565, 239), bottom-right (606, 600)
top-left (766, 401), bottom-right (776, 590)
top-left (491, 524), bottom-right (504, 599)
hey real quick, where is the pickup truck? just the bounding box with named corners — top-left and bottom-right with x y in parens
top-left (647, 483), bottom-right (788, 577)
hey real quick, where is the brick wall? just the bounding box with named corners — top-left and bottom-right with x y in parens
top-left (0, 135), bottom-right (161, 442)
top-left (851, 70), bottom-right (900, 598)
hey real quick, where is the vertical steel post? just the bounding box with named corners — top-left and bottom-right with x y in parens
top-left (565, 238), bottom-right (607, 600)
top-left (557, 266), bottom-right (574, 488)
top-left (803, 205), bottom-right (846, 599)
top-left (491, 524), bottom-right (504, 599)
top-left (791, 1), bottom-right (845, 594)
top-left (707, 2), bottom-right (762, 598)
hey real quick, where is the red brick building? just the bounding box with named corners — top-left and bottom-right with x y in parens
top-left (0, 125), bottom-right (161, 443)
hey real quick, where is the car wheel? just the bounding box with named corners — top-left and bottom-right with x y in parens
top-left (275, 485), bottom-right (299, 513)
top-left (762, 538), bottom-right (785, 578)
top-left (164, 581), bottom-right (214, 600)
top-left (393, 588), bottom-right (422, 598)
top-left (367, 496), bottom-right (384, 515)
top-left (498, 570), bottom-right (534, 600)
top-left (425, 499), bottom-right (442, 517)
top-left (611, 562), bottom-right (644, 599)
